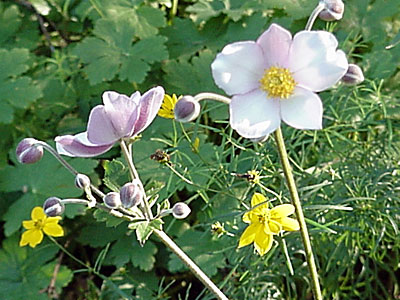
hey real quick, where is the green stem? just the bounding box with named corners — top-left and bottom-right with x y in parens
top-left (274, 127), bottom-right (323, 300)
top-left (305, 2), bottom-right (326, 31)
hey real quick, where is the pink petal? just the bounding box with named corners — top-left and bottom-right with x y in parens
top-left (132, 86), bottom-right (165, 136)
top-left (103, 91), bottom-right (140, 138)
top-left (280, 87), bottom-right (323, 130)
top-left (230, 89), bottom-right (281, 139)
top-left (288, 31), bottom-right (348, 92)
top-left (55, 133), bottom-right (114, 157)
top-left (257, 23), bottom-right (292, 68)
top-left (211, 41), bottom-right (266, 96)
top-left (86, 105), bottom-right (120, 144)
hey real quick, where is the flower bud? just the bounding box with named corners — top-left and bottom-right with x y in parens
top-left (103, 192), bottom-right (121, 209)
top-left (43, 197), bottom-right (65, 217)
top-left (75, 174), bottom-right (91, 190)
top-left (120, 181), bottom-right (143, 208)
top-left (174, 96), bottom-right (201, 123)
top-left (172, 202), bottom-right (191, 219)
top-left (319, 0), bottom-right (344, 21)
top-left (341, 64), bottom-right (365, 85)
top-left (16, 138), bottom-right (43, 164)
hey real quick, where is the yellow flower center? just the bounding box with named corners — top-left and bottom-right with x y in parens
top-left (259, 66), bottom-right (296, 99)
top-left (257, 210), bottom-right (270, 224)
top-left (34, 219), bottom-right (44, 229)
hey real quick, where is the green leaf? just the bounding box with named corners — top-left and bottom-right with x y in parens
top-left (73, 18), bottom-right (168, 85)
top-left (103, 159), bottom-right (130, 192)
top-left (77, 223), bottom-right (127, 247)
top-left (93, 209), bottom-right (125, 227)
top-left (0, 147), bottom-right (98, 236)
top-left (0, 48), bottom-right (42, 124)
top-left (0, 234), bottom-right (72, 300)
top-left (0, 4), bottom-right (21, 44)
top-left (107, 235), bottom-right (157, 271)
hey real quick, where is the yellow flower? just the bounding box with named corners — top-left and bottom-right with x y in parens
top-left (238, 193), bottom-right (299, 256)
top-left (158, 94), bottom-right (181, 119)
top-left (20, 206), bottom-right (64, 248)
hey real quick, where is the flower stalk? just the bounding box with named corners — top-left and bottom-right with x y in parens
top-left (273, 127), bottom-right (322, 300)
top-left (305, 2), bottom-right (326, 31)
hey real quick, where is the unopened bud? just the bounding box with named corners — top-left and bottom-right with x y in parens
top-left (341, 64), bottom-right (365, 85)
top-left (75, 174), bottom-right (91, 190)
top-left (319, 0), bottom-right (344, 21)
top-left (172, 202), bottom-right (191, 219)
top-left (103, 192), bottom-right (121, 209)
top-left (43, 197), bottom-right (65, 217)
top-left (120, 180), bottom-right (143, 208)
top-left (174, 96), bottom-right (201, 123)
top-left (16, 138), bottom-right (43, 164)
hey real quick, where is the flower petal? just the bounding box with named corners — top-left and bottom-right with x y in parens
top-left (43, 223), bottom-right (64, 237)
top-left (266, 220), bottom-right (282, 234)
top-left (280, 217), bottom-right (300, 231)
top-left (86, 105), bottom-right (122, 145)
top-left (257, 23), bottom-right (292, 68)
top-left (280, 87), bottom-right (323, 130)
top-left (31, 206), bottom-right (45, 221)
top-left (132, 86), bottom-right (165, 136)
top-left (238, 223), bottom-right (260, 248)
top-left (102, 91), bottom-right (140, 139)
top-left (20, 229), bottom-right (43, 248)
top-left (211, 41), bottom-right (265, 96)
top-left (271, 204), bottom-right (295, 218)
top-left (242, 211), bottom-right (251, 224)
top-left (230, 89), bottom-right (281, 139)
top-left (22, 220), bottom-right (35, 230)
top-left (251, 193), bottom-right (266, 207)
top-left (55, 133), bottom-right (114, 157)
top-left (46, 216), bottom-right (62, 223)
top-left (254, 231), bottom-right (273, 256)
top-left (288, 30), bottom-right (348, 92)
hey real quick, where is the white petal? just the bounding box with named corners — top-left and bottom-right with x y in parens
top-left (211, 41), bottom-right (266, 96)
top-left (86, 105), bottom-right (120, 144)
top-left (55, 133), bottom-right (114, 157)
top-left (257, 23), bottom-right (292, 68)
top-left (280, 87), bottom-right (323, 130)
top-left (288, 31), bottom-right (348, 92)
top-left (230, 89), bottom-right (281, 139)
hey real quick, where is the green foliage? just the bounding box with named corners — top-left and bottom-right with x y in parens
top-left (0, 0), bottom-right (399, 299)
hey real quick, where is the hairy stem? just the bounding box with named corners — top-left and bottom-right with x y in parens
top-left (274, 127), bottom-right (323, 300)
top-left (154, 230), bottom-right (229, 300)
top-left (305, 1), bottom-right (326, 31)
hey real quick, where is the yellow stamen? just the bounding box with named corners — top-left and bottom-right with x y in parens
top-left (259, 66), bottom-right (296, 99)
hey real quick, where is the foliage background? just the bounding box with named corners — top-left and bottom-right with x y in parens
top-left (0, 0), bottom-right (399, 299)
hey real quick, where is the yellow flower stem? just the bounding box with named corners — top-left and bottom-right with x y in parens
top-left (305, 1), bottom-right (326, 31)
top-left (274, 127), bottom-right (323, 300)
top-left (153, 230), bottom-right (229, 300)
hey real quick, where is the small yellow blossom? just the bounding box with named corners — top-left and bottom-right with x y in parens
top-left (158, 94), bottom-right (181, 119)
top-left (238, 193), bottom-right (299, 256)
top-left (20, 206), bottom-right (64, 248)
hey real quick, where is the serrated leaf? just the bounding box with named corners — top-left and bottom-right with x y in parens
top-left (0, 146), bottom-right (98, 236)
top-left (73, 18), bottom-right (168, 85)
top-left (0, 4), bottom-right (21, 44)
top-left (93, 209), bottom-right (125, 227)
top-left (103, 159), bottom-right (130, 192)
top-left (163, 49), bottom-right (222, 95)
top-left (108, 235), bottom-right (157, 271)
top-left (0, 234), bottom-right (72, 300)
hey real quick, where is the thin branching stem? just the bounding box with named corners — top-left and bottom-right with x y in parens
top-left (274, 127), bottom-right (323, 300)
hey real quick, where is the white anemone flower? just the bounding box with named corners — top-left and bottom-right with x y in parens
top-left (211, 23), bottom-right (348, 139)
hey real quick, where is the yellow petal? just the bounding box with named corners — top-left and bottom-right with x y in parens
top-left (158, 94), bottom-right (179, 119)
top-left (280, 217), bottom-right (300, 231)
top-left (254, 231), bottom-right (274, 256)
top-left (242, 211), bottom-right (251, 224)
top-left (251, 193), bottom-right (266, 207)
top-left (46, 216), bottom-right (62, 223)
top-left (43, 223), bottom-right (64, 237)
top-left (271, 204), bottom-right (295, 218)
top-left (266, 220), bottom-right (282, 234)
top-left (22, 220), bottom-right (35, 230)
top-left (238, 223), bottom-right (260, 248)
top-left (31, 206), bottom-right (46, 221)
top-left (21, 228), bottom-right (43, 248)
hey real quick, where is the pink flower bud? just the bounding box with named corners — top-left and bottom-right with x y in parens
top-left (174, 96), bottom-right (201, 123)
top-left (16, 138), bottom-right (43, 164)
top-left (172, 202), bottom-right (191, 219)
top-left (75, 174), bottom-right (91, 190)
top-left (120, 180), bottom-right (143, 208)
top-left (341, 64), bottom-right (365, 85)
top-left (319, 0), bottom-right (344, 21)
top-left (103, 192), bottom-right (121, 209)
top-left (43, 197), bottom-right (65, 217)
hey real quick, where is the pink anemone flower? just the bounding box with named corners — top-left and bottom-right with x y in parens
top-left (211, 23), bottom-right (348, 139)
top-left (55, 86), bottom-right (164, 157)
